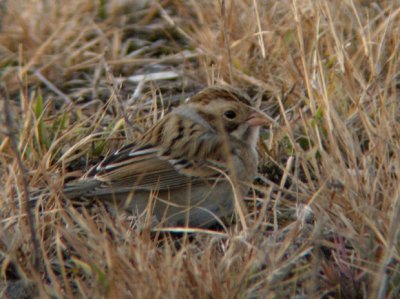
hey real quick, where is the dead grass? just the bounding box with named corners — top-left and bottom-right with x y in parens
top-left (1, 0), bottom-right (399, 298)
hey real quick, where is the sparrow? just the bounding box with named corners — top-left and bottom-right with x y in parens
top-left (54, 86), bottom-right (269, 228)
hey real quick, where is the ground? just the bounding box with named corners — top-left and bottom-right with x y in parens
top-left (0, 0), bottom-right (399, 298)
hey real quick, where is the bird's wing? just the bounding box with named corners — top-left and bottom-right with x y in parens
top-left (88, 144), bottom-right (195, 190)
top-left (79, 114), bottom-right (229, 193)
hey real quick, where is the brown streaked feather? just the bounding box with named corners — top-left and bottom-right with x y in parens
top-left (188, 85), bottom-right (252, 106)
top-left (76, 109), bottom-right (229, 196)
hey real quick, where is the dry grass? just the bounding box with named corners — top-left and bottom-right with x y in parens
top-left (1, 0), bottom-right (399, 298)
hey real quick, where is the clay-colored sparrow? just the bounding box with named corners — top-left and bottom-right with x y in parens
top-left (62, 86), bottom-right (268, 227)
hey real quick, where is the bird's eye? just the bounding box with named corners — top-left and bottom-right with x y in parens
top-left (224, 110), bottom-right (237, 119)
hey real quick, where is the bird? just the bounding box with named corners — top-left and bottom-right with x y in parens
top-left (44, 86), bottom-right (269, 228)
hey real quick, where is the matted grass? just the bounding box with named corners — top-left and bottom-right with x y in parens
top-left (1, 0), bottom-right (399, 298)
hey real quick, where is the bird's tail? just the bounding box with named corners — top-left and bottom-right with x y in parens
top-left (62, 179), bottom-right (102, 199)
top-left (21, 179), bottom-right (102, 208)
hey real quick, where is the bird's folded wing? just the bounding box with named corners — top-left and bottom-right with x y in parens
top-left (69, 113), bottom-right (231, 197)
top-left (80, 143), bottom-right (222, 193)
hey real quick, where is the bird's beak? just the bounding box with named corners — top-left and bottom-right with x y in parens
top-left (247, 112), bottom-right (270, 127)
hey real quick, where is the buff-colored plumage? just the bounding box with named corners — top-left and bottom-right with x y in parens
top-left (61, 86), bottom-right (268, 227)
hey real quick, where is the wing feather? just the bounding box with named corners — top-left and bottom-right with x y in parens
top-left (76, 109), bottom-right (229, 197)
